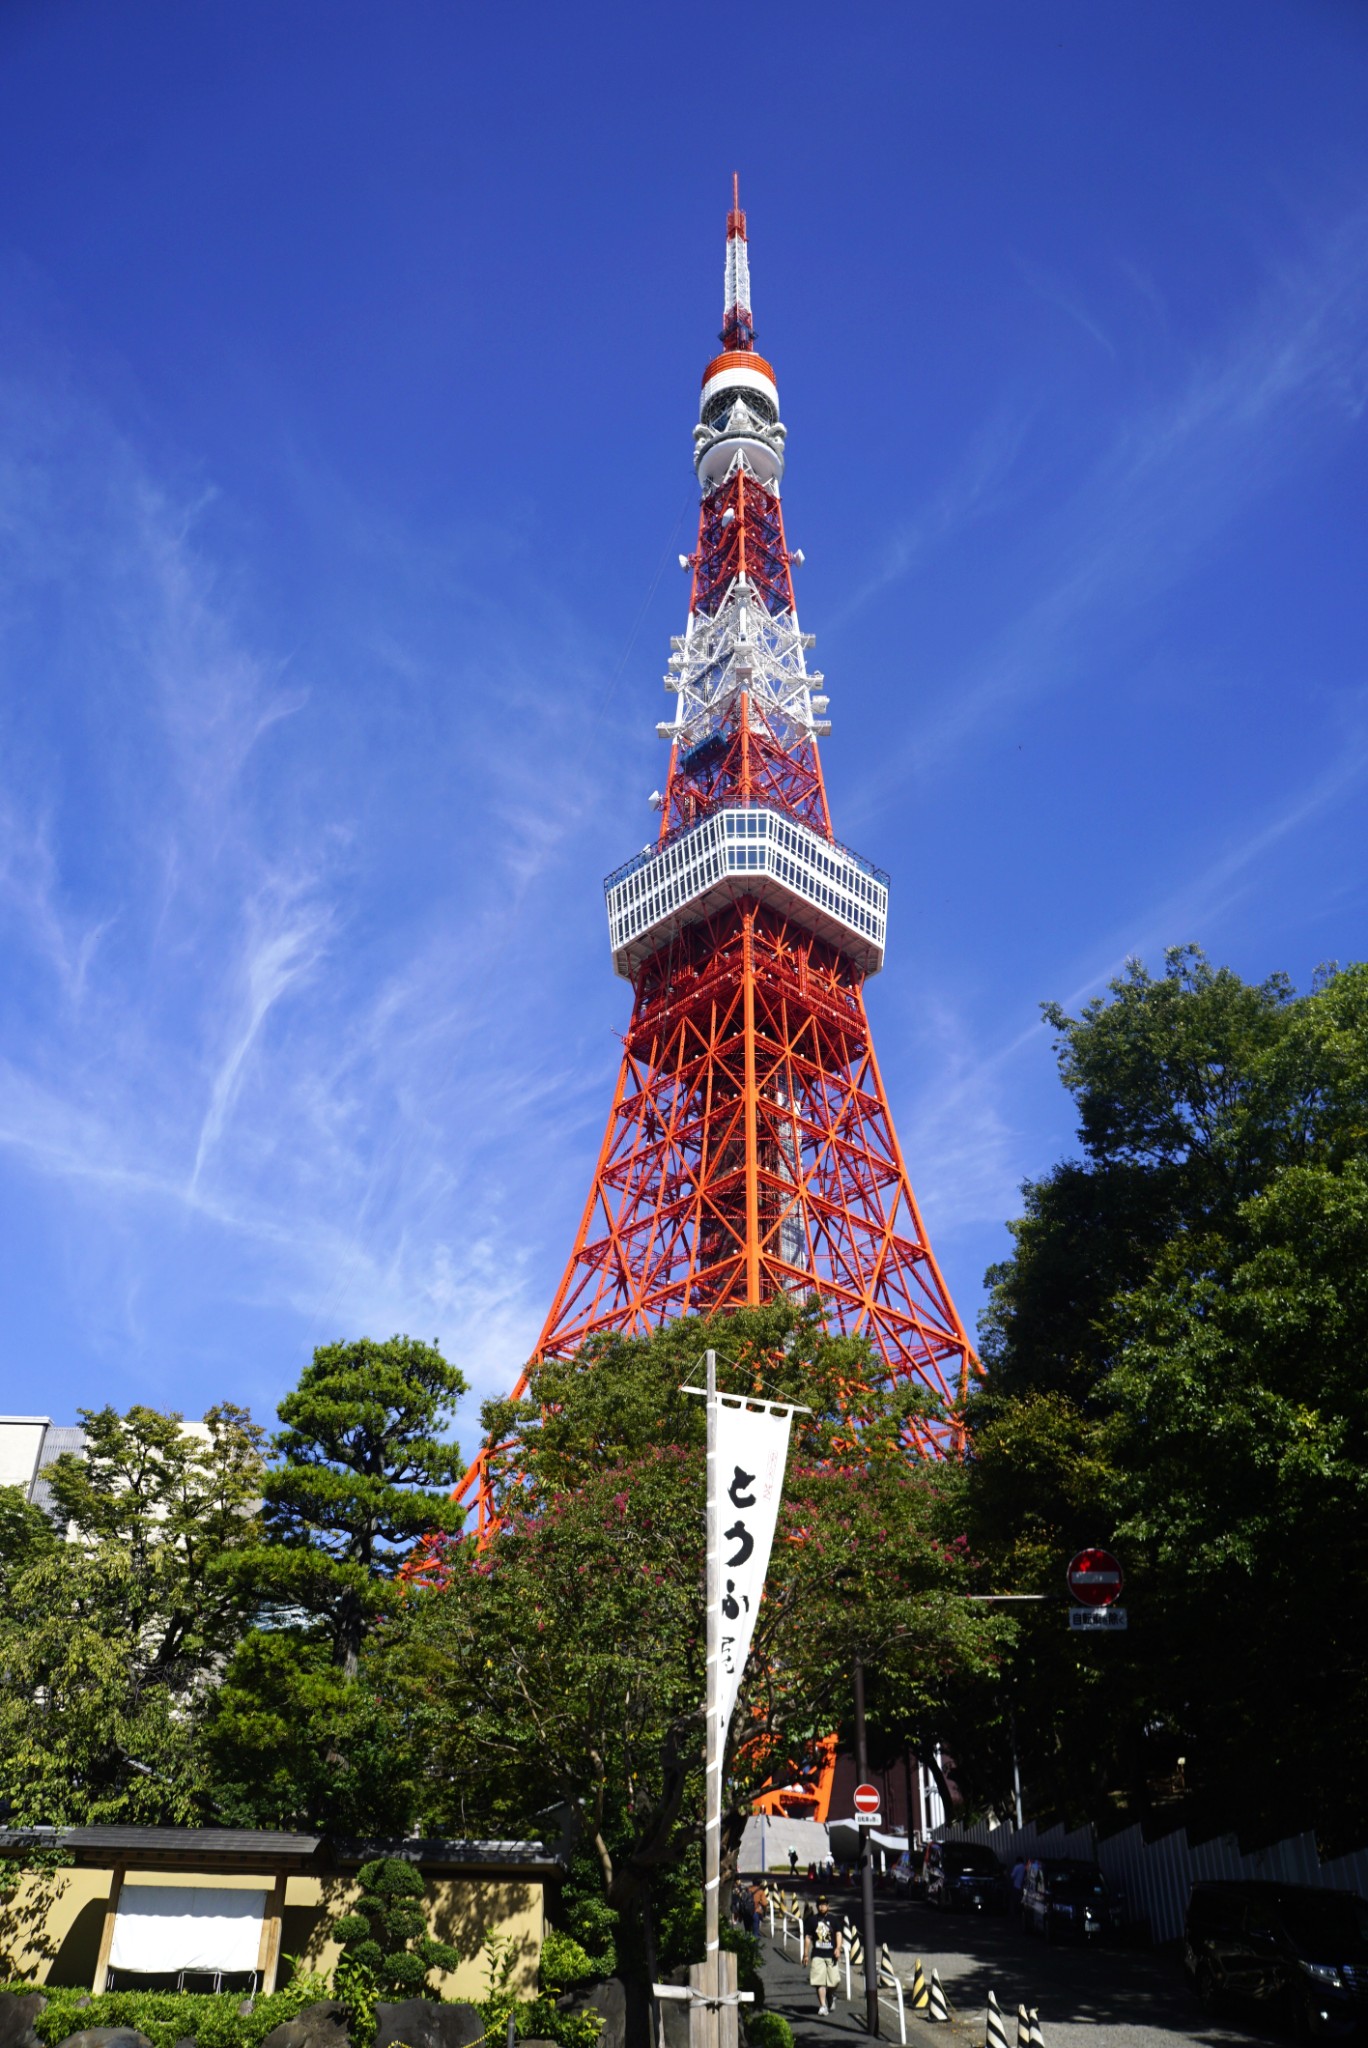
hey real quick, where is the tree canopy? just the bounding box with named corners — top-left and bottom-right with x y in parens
top-left (406, 1300), bottom-right (1003, 1956)
top-left (961, 949), bottom-right (1368, 1848)
top-left (0, 1404), bottom-right (265, 1825)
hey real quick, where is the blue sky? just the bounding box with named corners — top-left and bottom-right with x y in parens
top-left (0, 1), bottom-right (1365, 1453)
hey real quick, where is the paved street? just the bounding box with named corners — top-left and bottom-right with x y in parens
top-left (755, 1888), bottom-right (1283, 2048)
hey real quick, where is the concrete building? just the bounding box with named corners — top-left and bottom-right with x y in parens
top-left (0, 1416), bottom-right (87, 1516)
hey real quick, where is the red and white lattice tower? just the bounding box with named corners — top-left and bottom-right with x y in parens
top-left (463, 183), bottom-right (976, 1531)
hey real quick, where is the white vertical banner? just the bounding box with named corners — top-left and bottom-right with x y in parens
top-left (714, 1396), bottom-right (795, 1750)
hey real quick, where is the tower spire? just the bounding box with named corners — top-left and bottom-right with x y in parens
top-left (722, 173), bottom-right (754, 352)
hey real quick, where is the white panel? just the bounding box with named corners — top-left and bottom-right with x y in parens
top-left (605, 806), bottom-right (887, 979)
top-left (110, 1886), bottom-right (266, 1974)
top-left (699, 364), bottom-right (778, 414)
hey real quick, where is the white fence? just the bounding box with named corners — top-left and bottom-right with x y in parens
top-left (934, 1816), bottom-right (1368, 1945)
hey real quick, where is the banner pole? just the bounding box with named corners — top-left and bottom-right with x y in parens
top-left (704, 1346), bottom-right (721, 2048)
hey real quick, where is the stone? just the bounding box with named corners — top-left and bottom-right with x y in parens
top-left (657, 1970), bottom-right (692, 2048)
top-left (258, 2002), bottom-right (352, 2048)
top-left (0, 1992), bottom-right (47, 2048)
top-left (371, 2004), bottom-right (485, 2048)
top-left (57, 2031), bottom-right (154, 2048)
top-left (585, 1977), bottom-right (627, 2048)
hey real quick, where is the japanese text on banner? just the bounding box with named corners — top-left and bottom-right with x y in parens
top-left (715, 1398), bottom-right (793, 1748)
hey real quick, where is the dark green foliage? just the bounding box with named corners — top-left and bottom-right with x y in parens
top-left (202, 1632), bottom-right (419, 1834)
top-left (205, 1336), bottom-right (468, 1832)
top-left (236, 1337), bottom-right (467, 1679)
top-left (334, 1857), bottom-right (459, 1999)
top-left (963, 950), bottom-right (1368, 1847)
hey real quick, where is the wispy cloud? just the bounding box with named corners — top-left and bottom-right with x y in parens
top-left (842, 197), bottom-right (1368, 817)
top-left (0, 357), bottom-right (624, 1425)
top-left (191, 874), bottom-right (335, 1189)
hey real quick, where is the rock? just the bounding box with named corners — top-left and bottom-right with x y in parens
top-left (258, 2003), bottom-right (352, 2048)
top-left (0, 1992), bottom-right (47, 2048)
top-left (657, 1971), bottom-right (691, 2048)
top-left (372, 2003), bottom-right (485, 2048)
top-left (57, 2032), bottom-right (154, 2048)
top-left (584, 1978), bottom-right (626, 2048)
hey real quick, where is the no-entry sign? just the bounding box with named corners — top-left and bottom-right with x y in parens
top-left (853, 1783), bottom-right (881, 1817)
top-left (1067, 1548), bottom-right (1124, 1607)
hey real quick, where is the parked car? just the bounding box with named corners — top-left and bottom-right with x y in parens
top-left (1185, 1881), bottom-right (1368, 2038)
top-left (1020, 1858), bottom-right (1118, 1942)
top-left (923, 1841), bottom-right (1010, 1914)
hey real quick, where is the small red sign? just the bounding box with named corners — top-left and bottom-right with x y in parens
top-left (1067, 1548), bottom-right (1124, 1608)
top-left (853, 1783), bottom-right (881, 1814)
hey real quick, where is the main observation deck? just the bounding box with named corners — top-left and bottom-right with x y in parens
top-left (605, 804), bottom-right (888, 981)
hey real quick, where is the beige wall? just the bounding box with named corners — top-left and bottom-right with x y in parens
top-left (0, 1866), bottom-right (111, 1986)
top-left (1, 1867), bottom-right (543, 2000)
top-left (283, 1874), bottom-right (543, 2000)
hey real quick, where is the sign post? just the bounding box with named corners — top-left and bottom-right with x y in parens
top-left (684, 1354), bottom-right (805, 2048)
top-left (853, 1783), bottom-right (882, 1827)
top-left (852, 1660), bottom-right (880, 2037)
top-left (1066, 1548), bottom-right (1126, 1630)
top-left (703, 1348), bottom-right (722, 2048)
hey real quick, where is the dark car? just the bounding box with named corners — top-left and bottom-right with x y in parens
top-left (1185, 1881), bottom-right (1368, 2038)
top-left (923, 1841), bottom-right (1010, 1914)
top-left (1021, 1858), bottom-right (1118, 1943)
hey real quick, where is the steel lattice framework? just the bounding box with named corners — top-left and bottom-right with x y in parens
top-left (457, 181), bottom-right (977, 1537)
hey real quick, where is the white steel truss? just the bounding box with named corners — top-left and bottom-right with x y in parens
top-left (659, 574), bottom-right (830, 752)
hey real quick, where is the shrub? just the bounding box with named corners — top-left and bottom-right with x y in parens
top-left (475, 1934), bottom-right (600, 2048)
top-left (5, 1978), bottom-right (331, 2048)
top-left (744, 2013), bottom-right (793, 2048)
top-left (333, 1858), bottom-right (459, 2000)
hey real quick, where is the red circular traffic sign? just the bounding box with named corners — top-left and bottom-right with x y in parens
top-left (1067, 1548), bottom-right (1124, 1608)
top-left (853, 1783), bottom-right (880, 1814)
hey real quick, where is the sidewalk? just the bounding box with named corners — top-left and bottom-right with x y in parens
top-left (753, 1896), bottom-right (979, 2048)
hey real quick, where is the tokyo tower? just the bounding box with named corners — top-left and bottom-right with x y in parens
top-left (464, 184), bottom-right (975, 1531)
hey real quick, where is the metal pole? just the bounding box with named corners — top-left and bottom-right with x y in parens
top-left (852, 1652), bottom-right (879, 2037)
top-left (1010, 1705), bottom-right (1024, 1831)
top-left (704, 1348), bottom-right (722, 2048)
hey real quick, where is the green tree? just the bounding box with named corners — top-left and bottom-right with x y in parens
top-left (333, 1856), bottom-right (459, 1997)
top-left (236, 1335), bottom-right (468, 1678)
top-left (202, 1630), bottom-right (422, 1834)
top-left (204, 1335), bottom-right (466, 1831)
top-left (963, 950), bottom-right (1368, 1845)
top-left (0, 1483), bottom-right (57, 1592)
top-left (406, 1301), bottom-right (1001, 1968)
top-left (0, 1405), bottom-right (266, 1825)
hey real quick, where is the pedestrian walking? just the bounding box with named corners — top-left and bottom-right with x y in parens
top-left (1010, 1857), bottom-right (1027, 1920)
top-left (802, 1893), bottom-right (843, 2017)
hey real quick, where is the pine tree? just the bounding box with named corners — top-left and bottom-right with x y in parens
top-left (238, 1335), bottom-right (467, 1678)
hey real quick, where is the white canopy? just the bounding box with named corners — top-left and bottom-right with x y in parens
top-left (110, 1885), bottom-right (267, 1974)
